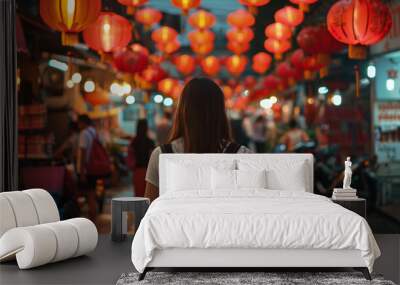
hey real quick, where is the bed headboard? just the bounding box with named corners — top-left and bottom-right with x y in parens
top-left (159, 154), bottom-right (314, 195)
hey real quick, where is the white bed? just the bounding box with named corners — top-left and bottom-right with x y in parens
top-left (131, 154), bottom-right (380, 280)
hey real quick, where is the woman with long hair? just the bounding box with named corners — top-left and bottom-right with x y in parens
top-left (144, 77), bottom-right (251, 202)
top-left (127, 119), bottom-right (155, 197)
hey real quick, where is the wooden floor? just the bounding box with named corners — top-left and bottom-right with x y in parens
top-left (0, 235), bottom-right (399, 285)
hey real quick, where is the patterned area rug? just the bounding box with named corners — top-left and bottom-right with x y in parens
top-left (116, 272), bottom-right (395, 285)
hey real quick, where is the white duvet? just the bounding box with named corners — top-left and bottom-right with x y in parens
top-left (131, 190), bottom-right (380, 273)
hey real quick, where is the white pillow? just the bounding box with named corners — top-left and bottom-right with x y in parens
top-left (266, 165), bottom-right (306, 191)
top-left (238, 159), bottom-right (308, 191)
top-left (167, 162), bottom-right (212, 191)
top-left (211, 168), bottom-right (237, 190)
top-left (236, 169), bottom-right (267, 189)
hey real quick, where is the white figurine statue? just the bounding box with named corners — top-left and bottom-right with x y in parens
top-left (343, 157), bottom-right (353, 189)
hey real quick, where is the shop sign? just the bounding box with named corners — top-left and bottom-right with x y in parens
top-left (374, 101), bottom-right (400, 162)
top-left (371, 3), bottom-right (400, 55)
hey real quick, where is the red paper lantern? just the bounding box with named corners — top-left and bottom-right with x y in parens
top-left (135, 8), bottom-right (162, 29)
top-left (140, 64), bottom-right (167, 84)
top-left (40, 0), bottom-right (101, 46)
top-left (289, 0), bottom-right (318, 12)
top-left (327, 0), bottom-right (392, 59)
top-left (227, 10), bottom-right (255, 28)
top-left (276, 62), bottom-right (297, 85)
top-left (225, 55), bottom-right (248, 76)
top-left (274, 6), bottom-right (304, 28)
top-left (252, 52), bottom-right (272, 74)
top-left (239, 0), bottom-right (271, 14)
top-left (171, 0), bottom-right (201, 14)
top-left (157, 39), bottom-right (180, 55)
top-left (201, 56), bottom-right (220, 76)
top-left (302, 54), bottom-right (323, 79)
top-left (188, 29), bottom-right (215, 46)
top-left (131, 43), bottom-right (149, 56)
top-left (297, 25), bottom-right (344, 55)
top-left (113, 49), bottom-right (148, 74)
top-left (174, 54), bottom-right (196, 75)
top-left (188, 10), bottom-right (216, 30)
top-left (83, 12), bottom-right (132, 55)
top-left (152, 26), bottom-right (178, 44)
top-left (118, 0), bottom-right (148, 14)
top-left (226, 27), bottom-right (254, 44)
top-left (290, 49), bottom-right (305, 70)
top-left (171, 82), bottom-right (184, 100)
top-left (227, 40), bottom-right (250, 54)
top-left (84, 88), bottom-right (110, 106)
top-left (264, 38), bottom-right (291, 60)
top-left (244, 75), bottom-right (257, 89)
top-left (221, 85), bottom-right (234, 99)
top-left (192, 42), bottom-right (214, 56)
top-left (158, 78), bottom-right (178, 96)
top-left (265, 23), bottom-right (292, 41)
top-left (263, 75), bottom-right (281, 91)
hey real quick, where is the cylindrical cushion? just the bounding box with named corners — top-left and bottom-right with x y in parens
top-left (0, 191), bottom-right (39, 227)
top-left (65, 218), bottom-right (98, 257)
top-left (0, 226), bottom-right (57, 269)
top-left (0, 196), bottom-right (17, 238)
top-left (23, 189), bottom-right (60, 224)
top-left (42, 221), bottom-right (79, 262)
top-left (0, 218), bottom-right (97, 269)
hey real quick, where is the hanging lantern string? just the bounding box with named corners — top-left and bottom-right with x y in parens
top-left (354, 65), bottom-right (360, 98)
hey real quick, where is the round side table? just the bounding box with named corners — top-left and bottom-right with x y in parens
top-left (111, 197), bottom-right (150, 242)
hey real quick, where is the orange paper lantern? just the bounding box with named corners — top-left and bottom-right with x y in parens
top-left (275, 6), bottom-right (304, 28)
top-left (135, 8), bottom-right (162, 29)
top-left (191, 42), bottom-right (214, 56)
top-left (227, 10), bottom-right (255, 28)
top-left (327, 0), bottom-right (392, 59)
top-left (171, 0), bottom-right (201, 14)
top-left (188, 29), bottom-right (215, 46)
top-left (118, 0), bottom-right (148, 14)
top-left (265, 23), bottom-right (292, 41)
top-left (158, 78), bottom-right (178, 96)
top-left (152, 26), bottom-right (178, 44)
top-left (226, 27), bottom-right (254, 44)
top-left (174, 54), bottom-right (196, 75)
top-left (252, 52), bottom-right (272, 74)
top-left (289, 0), bottom-right (318, 12)
top-left (40, 0), bottom-right (101, 46)
top-left (188, 10), bottom-right (216, 30)
top-left (156, 39), bottom-right (180, 55)
top-left (239, 0), bottom-right (271, 14)
top-left (83, 12), bottom-right (132, 54)
top-left (225, 55), bottom-right (248, 76)
top-left (84, 88), bottom-right (110, 106)
top-left (131, 43), bottom-right (149, 56)
top-left (201, 56), bottom-right (220, 76)
top-left (264, 38), bottom-right (291, 60)
top-left (227, 41), bottom-right (250, 54)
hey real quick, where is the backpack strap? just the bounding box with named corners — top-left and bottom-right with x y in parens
top-left (223, 142), bottom-right (242, 153)
top-left (160, 143), bottom-right (174, 153)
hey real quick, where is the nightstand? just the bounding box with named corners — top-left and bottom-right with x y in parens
top-left (331, 198), bottom-right (366, 218)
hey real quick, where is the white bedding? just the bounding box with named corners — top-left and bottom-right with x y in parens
top-left (131, 190), bottom-right (380, 273)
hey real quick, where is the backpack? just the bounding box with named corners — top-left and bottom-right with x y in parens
top-left (86, 132), bottom-right (111, 176)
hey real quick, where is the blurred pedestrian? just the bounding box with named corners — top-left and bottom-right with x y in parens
top-left (252, 115), bottom-right (267, 153)
top-left (127, 119), bottom-right (155, 197)
top-left (280, 119), bottom-right (310, 152)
